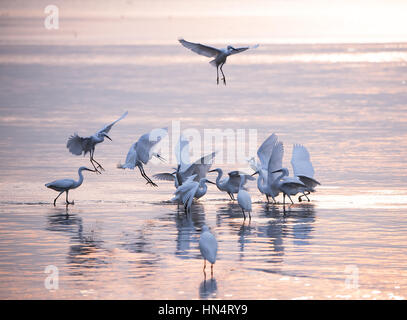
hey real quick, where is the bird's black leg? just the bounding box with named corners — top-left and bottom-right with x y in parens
top-left (248, 211), bottom-right (251, 220)
top-left (91, 149), bottom-right (105, 172)
top-left (53, 191), bottom-right (64, 206)
top-left (89, 151), bottom-right (101, 174)
top-left (241, 208), bottom-right (246, 220)
top-left (65, 190), bottom-right (74, 205)
top-left (266, 195), bottom-right (270, 203)
top-left (288, 195), bottom-right (294, 204)
top-left (220, 63), bottom-right (226, 85)
top-left (138, 166), bottom-right (157, 187)
top-left (228, 192), bottom-right (234, 200)
top-left (211, 264), bottom-right (214, 278)
top-left (216, 66), bottom-right (219, 85)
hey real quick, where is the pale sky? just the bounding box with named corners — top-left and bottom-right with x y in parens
top-left (1, 0), bottom-right (406, 44)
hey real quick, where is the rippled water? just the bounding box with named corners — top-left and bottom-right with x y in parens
top-left (0, 43), bottom-right (407, 299)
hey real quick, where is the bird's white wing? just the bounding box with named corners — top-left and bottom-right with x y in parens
top-left (136, 128), bottom-right (168, 164)
top-left (229, 44), bottom-right (259, 56)
top-left (182, 152), bottom-right (217, 181)
top-left (281, 176), bottom-right (306, 188)
top-left (175, 134), bottom-right (190, 172)
top-left (66, 134), bottom-right (92, 155)
top-left (267, 141), bottom-right (284, 185)
top-left (96, 111), bottom-right (128, 135)
top-left (291, 144), bottom-right (315, 178)
top-left (152, 173), bottom-right (176, 181)
top-left (179, 39), bottom-right (221, 58)
top-left (117, 142), bottom-right (137, 169)
top-left (258, 133), bottom-right (277, 170)
top-left (45, 179), bottom-right (75, 190)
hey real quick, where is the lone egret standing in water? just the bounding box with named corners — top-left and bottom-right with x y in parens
top-left (199, 225), bottom-right (218, 278)
top-left (45, 166), bottom-right (95, 206)
top-left (67, 111), bottom-right (128, 173)
top-left (118, 128), bottom-right (168, 187)
top-left (291, 144), bottom-right (321, 202)
top-left (237, 175), bottom-right (252, 220)
top-left (178, 38), bottom-right (259, 85)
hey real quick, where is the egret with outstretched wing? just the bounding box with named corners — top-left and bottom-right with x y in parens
top-left (118, 128), bottom-right (168, 187)
top-left (291, 144), bottom-right (321, 202)
top-left (208, 168), bottom-right (254, 200)
top-left (179, 38), bottom-right (259, 85)
top-left (66, 111), bottom-right (128, 173)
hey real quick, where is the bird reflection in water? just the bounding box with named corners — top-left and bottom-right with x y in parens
top-left (174, 202), bottom-right (206, 259)
top-left (199, 278), bottom-right (218, 299)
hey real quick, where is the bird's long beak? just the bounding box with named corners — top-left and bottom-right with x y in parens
top-left (206, 180), bottom-right (216, 185)
top-left (251, 171), bottom-right (259, 176)
top-left (272, 169), bottom-right (283, 174)
top-left (156, 154), bottom-right (166, 162)
top-left (84, 168), bottom-right (96, 172)
top-left (104, 134), bottom-right (112, 141)
top-left (208, 169), bottom-right (217, 173)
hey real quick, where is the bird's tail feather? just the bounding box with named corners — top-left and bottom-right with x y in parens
top-left (209, 59), bottom-right (217, 67)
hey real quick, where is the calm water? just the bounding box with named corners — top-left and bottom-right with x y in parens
top-left (0, 43), bottom-right (407, 299)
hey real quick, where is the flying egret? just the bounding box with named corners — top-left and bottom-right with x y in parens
top-left (172, 175), bottom-right (215, 213)
top-left (291, 144), bottom-right (321, 202)
top-left (154, 147), bottom-right (217, 187)
top-left (271, 168), bottom-right (306, 205)
top-left (45, 166), bottom-right (95, 206)
top-left (66, 111), bottom-right (128, 174)
top-left (250, 133), bottom-right (284, 203)
top-left (237, 175), bottom-right (252, 220)
top-left (117, 128), bottom-right (168, 187)
top-left (208, 168), bottom-right (254, 200)
top-left (199, 225), bottom-right (218, 277)
top-left (178, 38), bottom-right (259, 85)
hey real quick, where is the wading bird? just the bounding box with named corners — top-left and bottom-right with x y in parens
top-left (250, 133), bottom-right (284, 203)
top-left (172, 175), bottom-right (215, 213)
top-left (237, 175), bottom-right (252, 220)
top-left (199, 225), bottom-right (218, 278)
top-left (208, 168), bottom-right (254, 200)
top-left (271, 168), bottom-right (306, 205)
top-left (154, 148), bottom-right (217, 188)
top-left (117, 128), bottom-right (168, 187)
top-left (45, 166), bottom-right (95, 206)
top-left (67, 111), bottom-right (128, 173)
top-left (291, 144), bottom-right (321, 202)
top-left (178, 38), bottom-right (259, 85)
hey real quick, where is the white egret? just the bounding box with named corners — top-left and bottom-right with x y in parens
top-left (208, 168), bottom-right (254, 200)
top-left (154, 150), bottom-right (217, 187)
top-left (179, 38), bottom-right (259, 85)
top-left (271, 168), bottom-right (306, 205)
top-left (67, 111), bottom-right (128, 174)
top-left (172, 175), bottom-right (215, 213)
top-left (250, 133), bottom-right (283, 203)
top-left (237, 175), bottom-right (252, 220)
top-left (199, 225), bottom-right (218, 277)
top-left (291, 144), bottom-right (321, 202)
top-left (45, 166), bottom-right (95, 206)
top-left (117, 128), bottom-right (168, 187)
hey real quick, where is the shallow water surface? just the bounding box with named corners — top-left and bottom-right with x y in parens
top-left (0, 43), bottom-right (406, 299)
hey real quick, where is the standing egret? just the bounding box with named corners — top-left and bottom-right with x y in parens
top-left (45, 166), bottom-right (95, 206)
top-left (271, 168), bottom-right (306, 205)
top-left (67, 111), bottom-right (128, 174)
top-left (172, 175), bottom-right (215, 213)
top-left (118, 128), bottom-right (167, 187)
top-left (199, 225), bottom-right (218, 277)
top-left (178, 38), bottom-right (259, 85)
top-left (291, 144), bottom-right (321, 202)
top-left (208, 168), bottom-right (254, 200)
top-left (237, 175), bottom-right (252, 220)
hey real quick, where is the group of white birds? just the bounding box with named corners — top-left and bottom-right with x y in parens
top-left (45, 38), bottom-right (319, 276)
